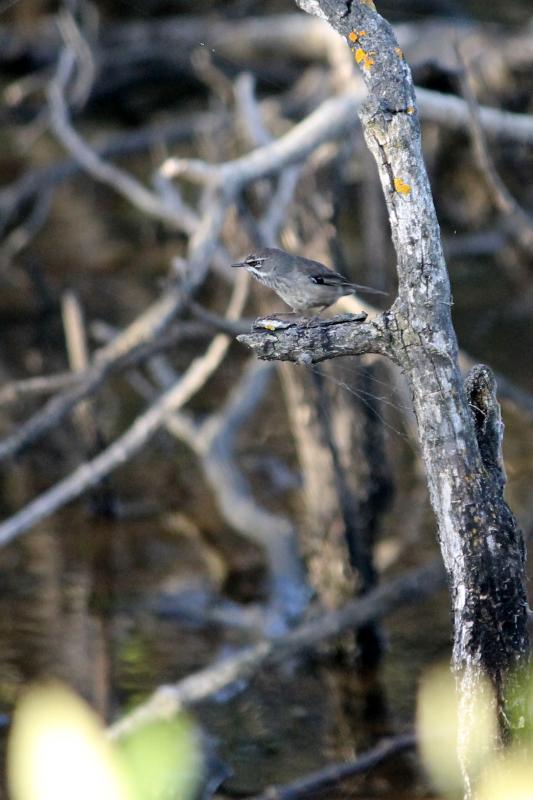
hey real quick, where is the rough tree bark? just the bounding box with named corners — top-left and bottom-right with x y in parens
top-left (239, 0), bottom-right (529, 787)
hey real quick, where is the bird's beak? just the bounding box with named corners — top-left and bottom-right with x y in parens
top-left (231, 260), bottom-right (246, 268)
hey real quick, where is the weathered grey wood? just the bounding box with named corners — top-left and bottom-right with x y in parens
top-left (240, 0), bottom-right (529, 777)
top-left (239, 312), bottom-right (392, 363)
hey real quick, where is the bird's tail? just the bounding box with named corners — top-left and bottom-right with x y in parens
top-left (347, 282), bottom-right (388, 296)
top-left (312, 273), bottom-right (388, 295)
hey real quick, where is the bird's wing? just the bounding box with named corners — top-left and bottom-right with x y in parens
top-left (309, 271), bottom-right (346, 286)
top-left (309, 271), bottom-right (387, 296)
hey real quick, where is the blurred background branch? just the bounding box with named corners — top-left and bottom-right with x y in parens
top-left (1, 0), bottom-right (533, 797)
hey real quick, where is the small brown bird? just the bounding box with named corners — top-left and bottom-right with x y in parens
top-left (231, 247), bottom-right (385, 313)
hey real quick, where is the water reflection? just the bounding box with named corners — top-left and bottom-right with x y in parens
top-left (0, 496), bottom-right (455, 799)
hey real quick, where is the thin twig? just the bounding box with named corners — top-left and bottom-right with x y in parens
top-left (56, 6), bottom-right (96, 110)
top-left (0, 187), bottom-right (53, 264)
top-left (0, 285), bottom-right (186, 461)
top-left (61, 290), bottom-right (101, 455)
top-left (456, 43), bottom-right (533, 253)
top-left (0, 320), bottom-right (230, 409)
top-left (233, 72), bottom-right (303, 247)
top-left (164, 359), bottom-right (310, 622)
top-left (0, 112), bottom-right (216, 236)
top-left (0, 372), bottom-right (82, 406)
top-left (246, 732), bottom-right (416, 800)
top-left (160, 88), bottom-right (366, 186)
top-left (47, 47), bottom-right (194, 232)
top-left (108, 558), bottom-right (444, 739)
top-left (0, 272), bottom-right (248, 547)
top-left (415, 86), bottom-right (533, 145)
top-left (3, 84), bottom-right (532, 243)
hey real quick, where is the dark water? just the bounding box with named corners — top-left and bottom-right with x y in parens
top-left (4, 396), bottom-right (531, 798)
top-left (0, 504), bottom-right (453, 797)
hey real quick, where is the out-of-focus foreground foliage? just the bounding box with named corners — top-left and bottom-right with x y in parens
top-left (8, 682), bottom-right (202, 800)
top-left (418, 664), bottom-right (533, 800)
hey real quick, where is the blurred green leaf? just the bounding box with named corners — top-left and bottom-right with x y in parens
top-left (116, 716), bottom-right (204, 800)
top-left (476, 752), bottom-right (533, 800)
top-left (8, 682), bottom-right (129, 800)
top-left (8, 682), bottom-right (203, 800)
top-left (417, 663), bottom-right (496, 797)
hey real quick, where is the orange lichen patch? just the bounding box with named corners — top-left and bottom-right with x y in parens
top-left (354, 47), bottom-right (375, 69)
top-left (407, 106), bottom-right (416, 115)
top-left (360, 0), bottom-right (376, 8)
top-left (394, 177), bottom-right (411, 195)
top-left (349, 29), bottom-right (367, 42)
top-left (395, 47), bottom-right (404, 58)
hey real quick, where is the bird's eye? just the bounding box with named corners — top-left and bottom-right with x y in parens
top-left (246, 257), bottom-right (263, 269)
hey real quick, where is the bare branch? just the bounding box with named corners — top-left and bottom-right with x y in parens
top-left (3, 82), bottom-right (532, 246)
top-left (234, 73), bottom-right (273, 148)
top-left (232, 72), bottom-right (303, 247)
top-left (47, 48), bottom-right (194, 232)
top-left (0, 112), bottom-right (215, 236)
top-left (247, 733), bottom-right (416, 800)
top-left (415, 86), bottom-right (533, 145)
top-left (56, 6), bottom-right (96, 110)
top-left (238, 313), bottom-right (390, 364)
top-left (0, 372), bottom-right (82, 406)
top-left (0, 316), bottom-right (247, 410)
top-left (164, 359), bottom-right (310, 622)
top-left (0, 103), bottom-right (241, 465)
top-left (0, 187), bottom-right (53, 264)
top-left (0, 273), bottom-right (248, 547)
top-left (160, 88), bottom-right (365, 187)
top-left (186, 300), bottom-right (253, 336)
top-left (456, 45), bottom-right (533, 253)
top-left (61, 291), bottom-right (94, 440)
top-left (0, 285), bottom-right (186, 462)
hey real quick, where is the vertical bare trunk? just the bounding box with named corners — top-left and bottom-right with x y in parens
top-left (240, 0), bottom-right (529, 784)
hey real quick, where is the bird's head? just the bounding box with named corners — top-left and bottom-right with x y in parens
top-left (230, 249), bottom-right (279, 278)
